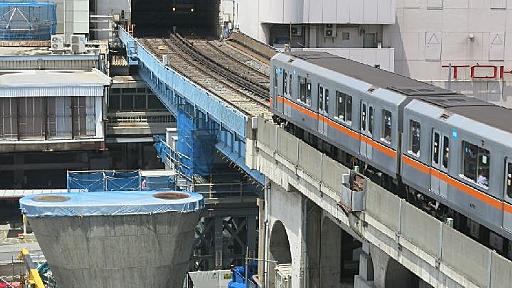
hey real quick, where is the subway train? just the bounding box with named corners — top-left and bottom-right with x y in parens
top-left (270, 51), bottom-right (512, 251)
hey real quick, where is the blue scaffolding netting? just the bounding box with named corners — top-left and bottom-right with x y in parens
top-left (67, 170), bottom-right (176, 192)
top-left (0, 1), bottom-right (57, 40)
top-left (176, 110), bottom-right (217, 177)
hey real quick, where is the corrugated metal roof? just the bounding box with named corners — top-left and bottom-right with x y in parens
top-left (0, 69), bottom-right (110, 97)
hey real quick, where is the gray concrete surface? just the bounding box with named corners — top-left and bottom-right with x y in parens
top-left (28, 211), bottom-right (200, 288)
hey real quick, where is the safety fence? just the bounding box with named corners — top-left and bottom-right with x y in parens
top-left (67, 170), bottom-right (176, 192)
top-left (0, 1), bottom-right (57, 40)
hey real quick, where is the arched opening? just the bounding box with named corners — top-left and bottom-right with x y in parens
top-left (268, 220), bottom-right (292, 287)
top-left (385, 257), bottom-right (420, 288)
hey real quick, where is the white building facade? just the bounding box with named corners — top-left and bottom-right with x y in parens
top-left (236, 0), bottom-right (512, 108)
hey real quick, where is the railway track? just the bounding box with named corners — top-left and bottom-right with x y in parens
top-left (140, 37), bottom-right (271, 118)
top-left (171, 34), bottom-right (270, 100)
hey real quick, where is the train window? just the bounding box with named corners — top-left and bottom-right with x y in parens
top-left (346, 96), bottom-right (352, 123)
top-left (382, 110), bottom-right (392, 143)
top-left (442, 136), bottom-right (449, 169)
top-left (433, 132), bottom-right (440, 165)
top-left (369, 106), bottom-right (374, 135)
top-left (507, 163), bottom-right (512, 198)
top-left (306, 81), bottom-right (312, 105)
top-left (361, 103), bottom-right (367, 131)
top-left (283, 71), bottom-right (288, 95)
top-left (299, 76), bottom-right (306, 103)
top-left (288, 74), bottom-right (293, 95)
top-left (319, 85), bottom-right (323, 111)
top-left (462, 141), bottom-right (490, 188)
top-left (336, 91), bottom-right (352, 125)
top-left (409, 120), bottom-right (421, 157)
top-left (273, 68), bottom-right (278, 96)
top-left (325, 89), bottom-right (329, 113)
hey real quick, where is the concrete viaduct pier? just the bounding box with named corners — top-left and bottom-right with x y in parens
top-left (20, 190), bottom-right (204, 288)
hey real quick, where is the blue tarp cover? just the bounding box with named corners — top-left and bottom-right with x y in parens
top-left (20, 191), bottom-right (204, 217)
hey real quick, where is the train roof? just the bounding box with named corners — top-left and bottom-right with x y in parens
top-left (283, 51), bottom-right (512, 135)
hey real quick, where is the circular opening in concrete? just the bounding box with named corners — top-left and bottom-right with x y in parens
top-left (32, 195), bottom-right (70, 202)
top-left (153, 192), bottom-right (190, 200)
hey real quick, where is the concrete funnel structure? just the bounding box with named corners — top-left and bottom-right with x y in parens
top-left (19, 190), bottom-right (204, 288)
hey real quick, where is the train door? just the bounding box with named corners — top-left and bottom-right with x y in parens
top-left (359, 102), bottom-right (373, 159)
top-left (431, 130), bottom-right (449, 198)
top-left (283, 71), bottom-right (292, 117)
top-left (317, 85), bottom-right (329, 136)
top-left (503, 159), bottom-right (512, 232)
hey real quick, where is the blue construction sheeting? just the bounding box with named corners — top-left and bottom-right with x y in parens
top-left (67, 170), bottom-right (176, 192)
top-left (177, 110), bottom-right (216, 177)
top-left (0, 1), bottom-right (57, 40)
top-left (19, 190), bottom-right (204, 217)
top-left (118, 27), bottom-right (247, 138)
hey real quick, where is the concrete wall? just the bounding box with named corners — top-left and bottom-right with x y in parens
top-left (252, 117), bottom-right (512, 288)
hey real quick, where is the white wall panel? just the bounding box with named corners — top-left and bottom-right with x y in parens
top-left (337, 0), bottom-right (351, 23)
top-left (491, 0), bottom-right (507, 8)
top-left (378, 0), bottom-right (396, 23)
top-left (323, 0), bottom-right (338, 23)
top-left (427, 0), bottom-right (444, 9)
top-left (403, 0), bottom-right (421, 8)
top-left (364, 0), bottom-right (379, 23)
top-left (309, 0), bottom-right (324, 22)
top-left (443, 0), bottom-right (469, 8)
top-left (425, 32), bottom-right (442, 60)
top-left (349, 0), bottom-right (364, 23)
top-left (489, 32), bottom-right (505, 60)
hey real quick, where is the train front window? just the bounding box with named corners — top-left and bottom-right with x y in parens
top-left (507, 163), bottom-right (512, 198)
top-left (462, 141), bottom-right (490, 188)
top-left (382, 110), bottom-right (392, 143)
top-left (409, 120), bottom-right (421, 157)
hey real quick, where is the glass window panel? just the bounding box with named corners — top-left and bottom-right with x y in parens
top-left (383, 110), bottom-right (392, 143)
top-left (442, 136), bottom-right (449, 169)
top-left (462, 141), bottom-right (478, 182)
top-left (410, 120), bottom-right (421, 156)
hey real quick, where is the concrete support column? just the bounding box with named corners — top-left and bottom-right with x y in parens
top-left (257, 198), bottom-right (266, 285)
top-left (214, 216), bottom-right (223, 269)
top-left (13, 154), bottom-right (24, 187)
top-left (354, 241), bottom-right (375, 288)
top-left (319, 216), bottom-right (343, 288)
top-left (247, 214), bottom-right (257, 259)
top-left (305, 200), bottom-right (322, 288)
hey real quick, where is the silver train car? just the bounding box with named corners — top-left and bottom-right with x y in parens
top-left (270, 51), bottom-right (512, 249)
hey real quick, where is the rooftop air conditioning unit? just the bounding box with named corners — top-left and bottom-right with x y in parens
top-left (324, 24), bottom-right (337, 38)
top-left (291, 25), bottom-right (302, 37)
top-left (71, 34), bottom-right (86, 54)
top-left (50, 34), bottom-right (64, 50)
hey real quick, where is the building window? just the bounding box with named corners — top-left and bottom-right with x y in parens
top-left (409, 120), bottom-right (421, 157)
top-left (0, 98), bottom-right (17, 140)
top-left (442, 136), bottom-right (449, 169)
top-left (342, 32), bottom-right (350, 40)
top-left (336, 91), bottom-right (352, 125)
top-left (382, 110), bottom-right (392, 143)
top-left (462, 141), bottom-right (490, 188)
top-left (507, 163), bottom-right (512, 198)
